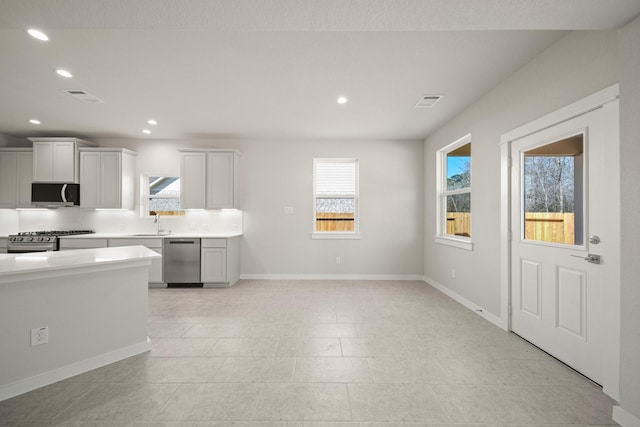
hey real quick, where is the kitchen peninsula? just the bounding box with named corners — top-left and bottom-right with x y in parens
top-left (0, 246), bottom-right (160, 401)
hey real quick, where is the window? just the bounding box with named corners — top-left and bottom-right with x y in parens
top-left (144, 176), bottom-right (185, 217)
top-left (435, 134), bottom-right (473, 250)
top-left (313, 158), bottom-right (359, 238)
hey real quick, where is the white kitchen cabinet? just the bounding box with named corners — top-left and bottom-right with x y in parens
top-left (79, 148), bottom-right (136, 209)
top-left (179, 149), bottom-right (240, 209)
top-left (58, 238), bottom-right (109, 250)
top-left (0, 237), bottom-right (7, 253)
top-left (108, 238), bottom-right (164, 286)
top-left (180, 152), bottom-right (206, 209)
top-left (29, 137), bottom-right (95, 183)
top-left (201, 236), bottom-right (240, 287)
top-left (0, 149), bottom-right (32, 208)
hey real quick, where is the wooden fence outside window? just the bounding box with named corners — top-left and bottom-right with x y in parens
top-left (446, 212), bottom-right (576, 244)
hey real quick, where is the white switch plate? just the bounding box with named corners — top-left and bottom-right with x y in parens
top-left (31, 326), bottom-right (49, 346)
top-left (283, 207), bottom-right (294, 215)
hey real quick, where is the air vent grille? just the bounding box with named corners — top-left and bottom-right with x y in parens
top-left (63, 90), bottom-right (104, 103)
top-left (415, 95), bottom-right (443, 108)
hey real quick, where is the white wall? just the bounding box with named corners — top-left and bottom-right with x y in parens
top-left (97, 137), bottom-right (425, 277)
top-left (423, 30), bottom-right (619, 316)
top-left (618, 14), bottom-right (640, 424)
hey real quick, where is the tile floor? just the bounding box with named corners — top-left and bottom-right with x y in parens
top-left (0, 279), bottom-right (618, 426)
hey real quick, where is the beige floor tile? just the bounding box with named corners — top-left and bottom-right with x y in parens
top-left (52, 383), bottom-right (179, 422)
top-left (348, 383), bottom-right (450, 422)
top-left (433, 384), bottom-right (614, 424)
top-left (0, 381), bottom-right (95, 424)
top-left (340, 337), bottom-right (409, 357)
top-left (147, 322), bottom-right (193, 338)
top-left (206, 337), bottom-right (278, 356)
top-left (275, 338), bottom-right (342, 357)
top-left (149, 338), bottom-right (218, 357)
top-left (300, 323), bottom-right (359, 338)
top-left (213, 357), bottom-right (295, 382)
top-left (368, 357), bottom-right (454, 384)
top-left (130, 357), bottom-right (225, 383)
top-left (2, 280), bottom-right (617, 426)
top-left (440, 357), bottom-right (594, 386)
top-left (254, 383), bottom-right (350, 421)
top-left (156, 383), bottom-right (262, 421)
top-left (294, 357), bottom-right (372, 383)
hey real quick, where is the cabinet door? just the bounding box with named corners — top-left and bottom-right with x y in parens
top-left (99, 152), bottom-right (122, 208)
top-left (33, 141), bottom-right (53, 182)
top-left (0, 152), bottom-right (17, 208)
top-left (201, 247), bottom-right (227, 283)
top-left (53, 142), bottom-right (76, 182)
top-left (80, 151), bottom-right (100, 208)
top-left (181, 152), bottom-right (206, 209)
top-left (206, 152), bottom-right (234, 209)
top-left (148, 247), bottom-right (163, 283)
top-left (16, 152), bottom-right (33, 207)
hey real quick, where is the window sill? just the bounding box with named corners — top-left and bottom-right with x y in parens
top-left (434, 235), bottom-right (474, 251)
top-left (312, 232), bottom-right (361, 240)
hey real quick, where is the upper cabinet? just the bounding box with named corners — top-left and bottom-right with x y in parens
top-left (179, 149), bottom-right (240, 209)
top-left (79, 148), bottom-right (137, 209)
top-left (29, 137), bottom-right (95, 183)
top-left (0, 148), bottom-right (33, 208)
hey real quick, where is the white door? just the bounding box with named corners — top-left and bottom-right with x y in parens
top-left (510, 106), bottom-right (609, 384)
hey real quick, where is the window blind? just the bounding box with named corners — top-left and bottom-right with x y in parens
top-left (315, 161), bottom-right (356, 196)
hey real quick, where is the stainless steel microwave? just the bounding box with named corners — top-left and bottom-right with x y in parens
top-left (31, 183), bottom-right (80, 207)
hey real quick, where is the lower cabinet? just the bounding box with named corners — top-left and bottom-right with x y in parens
top-left (108, 238), bottom-right (164, 286)
top-left (201, 237), bottom-right (240, 287)
top-left (58, 238), bottom-right (109, 250)
top-left (0, 237), bottom-right (7, 253)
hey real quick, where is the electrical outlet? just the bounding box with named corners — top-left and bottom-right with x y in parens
top-left (451, 268), bottom-right (456, 279)
top-left (336, 256), bottom-right (341, 265)
top-left (283, 206), bottom-right (294, 215)
top-left (31, 326), bottom-right (49, 346)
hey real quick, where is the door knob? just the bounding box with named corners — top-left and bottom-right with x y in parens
top-left (571, 253), bottom-right (601, 264)
top-left (589, 235), bottom-right (601, 244)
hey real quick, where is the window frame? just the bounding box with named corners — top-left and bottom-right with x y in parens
top-left (312, 158), bottom-right (361, 240)
top-left (435, 134), bottom-right (474, 251)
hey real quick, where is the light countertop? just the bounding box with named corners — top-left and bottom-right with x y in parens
top-left (0, 246), bottom-right (160, 281)
top-left (58, 232), bottom-right (243, 239)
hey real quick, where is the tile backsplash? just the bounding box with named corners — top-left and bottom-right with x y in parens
top-left (1, 208), bottom-right (242, 234)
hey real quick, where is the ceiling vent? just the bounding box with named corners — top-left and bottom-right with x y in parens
top-left (63, 90), bottom-right (104, 103)
top-left (415, 95), bottom-right (443, 108)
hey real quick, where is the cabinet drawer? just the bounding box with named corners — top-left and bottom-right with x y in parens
top-left (202, 238), bottom-right (227, 248)
top-left (59, 238), bottom-right (108, 249)
top-left (108, 238), bottom-right (163, 248)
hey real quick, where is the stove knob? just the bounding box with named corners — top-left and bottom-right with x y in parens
top-left (46, 237), bottom-right (52, 242)
top-left (18, 237), bottom-right (24, 241)
top-left (27, 237), bottom-right (34, 242)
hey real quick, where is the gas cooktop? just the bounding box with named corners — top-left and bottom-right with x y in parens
top-left (14, 230), bottom-right (95, 237)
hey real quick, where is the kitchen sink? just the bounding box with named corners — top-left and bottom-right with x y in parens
top-left (132, 233), bottom-right (172, 236)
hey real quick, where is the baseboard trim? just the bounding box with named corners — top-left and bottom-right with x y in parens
top-left (239, 274), bottom-right (425, 281)
top-left (0, 339), bottom-right (150, 402)
top-left (613, 406), bottom-right (640, 427)
top-left (422, 275), bottom-right (506, 330)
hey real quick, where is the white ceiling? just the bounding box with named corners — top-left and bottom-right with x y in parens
top-left (1, 0), bottom-right (639, 142)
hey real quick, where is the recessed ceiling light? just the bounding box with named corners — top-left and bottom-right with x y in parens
top-left (27, 29), bottom-right (49, 41)
top-left (29, 119), bottom-right (41, 125)
top-left (147, 119), bottom-right (158, 125)
top-left (56, 69), bottom-right (73, 78)
top-left (142, 129), bottom-right (151, 134)
top-left (337, 96), bottom-right (348, 104)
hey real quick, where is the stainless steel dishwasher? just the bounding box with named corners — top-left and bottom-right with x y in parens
top-left (163, 238), bottom-right (201, 285)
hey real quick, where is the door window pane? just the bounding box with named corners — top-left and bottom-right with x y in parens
top-left (522, 135), bottom-right (584, 245)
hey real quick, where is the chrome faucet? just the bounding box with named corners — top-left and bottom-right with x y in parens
top-left (154, 213), bottom-right (160, 234)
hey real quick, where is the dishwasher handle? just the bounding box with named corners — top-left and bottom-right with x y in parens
top-left (167, 240), bottom-right (197, 244)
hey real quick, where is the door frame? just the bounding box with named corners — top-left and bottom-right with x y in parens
top-left (499, 84), bottom-right (620, 399)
